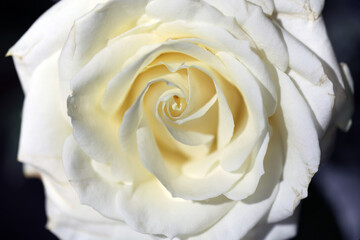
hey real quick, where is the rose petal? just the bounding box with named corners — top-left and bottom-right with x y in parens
top-left (43, 174), bottom-right (130, 239)
top-left (243, 209), bottom-right (298, 240)
top-left (280, 28), bottom-right (335, 134)
top-left (101, 39), bottom-right (225, 115)
top-left (18, 51), bottom-right (71, 183)
top-left (204, 0), bottom-right (248, 17)
top-left (155, 21), bottom-right (277, 116)
top-left (237, 4), bottom-right (289, 71)
top-left (63, 136), bottom-right (122, 219)
top-left (119, 79), bottom-right (180, 154)
top-left (63, 135), bottom-right (236, 238)
top-left (7, 0), bottom-right (104, 93)
top-left (289, 70), bottom-right (334, 136)
top-left (160, 63), bottom-right (235, 150)
top-left (225, 131), bottom-right (270, 200)
top-left (136, 122), bottom-right (239, 201)
top-left (187, 128), bottom-right (283, 240)
top-left (268, 69), bottom-right (320, 222)
top-left (276, 14), bottom-right (351, 130)
top-left (146, 0), bottom-right (250, 42)
top-left (247, 0), bottom-right (274, 15)
top-left (216, 52), bottom-right (267, 172)
top-left (274, 0), bottom-right (324, 19)
top-left (59, 0), bottom-right (148, 105)
top-left (68, 34), bottom-right (162, 182)
top-left (42, 174), bottom-right (153, 240)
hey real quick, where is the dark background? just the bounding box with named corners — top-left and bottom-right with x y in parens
top-left (0, 0), bottom-right (359, 239)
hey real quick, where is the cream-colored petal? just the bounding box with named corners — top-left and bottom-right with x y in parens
top-left (281, 27), bottom-right (325, 85)
top-left (118, 79), bottom-right (177, 154)
top-left (155, 21), bottom-right (277, 116)
top-left (237, 4), bottom-right (288, 71)
top-left (63, 135), bottom-right (235, 238)
top-left (147, 0), bottom-right (231, 27)
top-left (164, 127), bottom-right (214, 146)
top-left (146, 0), bottom-right (250, 42)
top-left (137, 123), bottom-right (239, 201)
top-left (101, 39), bottom-right (225, 114)
top-left (159, 95), bottom-right (215, 146)
top-left (42, 174), bottom-right (153, 240)
top-left (172, 95), bottom-right (218, 125)
top-left (225, 132), bottom-right (269, 200)
top-left (147, 80), bottom-right (217, 166)
top-left (274, 0), bottom-right (324, 19)
top-left (188, 129), bottom-right (283, 240)
top-left (70, 33), bottom-right (162, 98)
top-left (67, 92), bottom-right (134, 181)
top-left (59, 0), bottom-right (148, 105)
top-left (155, 61), bottom-right (234, 151)
top-left (276, 14), bottom-right (352, 130)
top-left (63, 136), bottom-right (122, 219)
top-left (179, 65), bottom-right (215, 121)
top-left (18, 51), bottom-right (71, 183)
top-left (281, 27), bottom-right (334, 134)
top-left (204, 0), bottom-right (248, 17)
top-left (289, 70), bottom-right (334, 135)
top-left (150, 59), bottom-right (217, 127)
top-left (243, 209), bottom-right (298, 240)
top-left (160, 62), bottom-right (233, 149)
top-left (187, 66), bottom-right (234, 149)
top-left (268, 69), bottom-right (320, 223)
top-left (212, 75), bottom-right (235, 150)
top-left (67, 34), bottom-right (162, 182)
top-left (247, 0), bottom-right (274, 15)
top-left (42, 174), bottom-right (113, 224)
top-left (216, 52), bottom-right (267, 172)
top-left (8, 0), bottom-right (105, 93)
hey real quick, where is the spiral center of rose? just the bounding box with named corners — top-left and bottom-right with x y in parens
top-left (168, 95), bottom-right (187, 117)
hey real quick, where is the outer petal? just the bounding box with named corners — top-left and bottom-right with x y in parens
top-left (276, 13), bottom-right (353, 130)
top-left (59, 0), bottom-right (148, 105)
top-left (136, 122), bottom-right (239, 201)
top-left (236, 4), bottom-right (288, 71)
top-left (147, 0), bottom-right (288, 71)
top-left (246, 0), bottom-right (274, 15)
top-left (244, 208), bottom-right (298, 240)
top-left (7, 0), bottom-right (105, 93)
top-left (42, 175), bottom-right (153, 240)
top-left (203, 0), bottom-right (247, 17)
top-left (280, 27), bottom-right (335, 135)
top-left (274, 0), bottom-right (324, 19)
top-left (67, 33), bottom-right (162, 182)
top-left (18, 51), bottom-right (71, 182)
top-left (268, 69), bottom-right (320, 222)
top-left (187, 127), bottom-right (284, 240)
top-left (63, 135), bottom-right (235, 239)
top-left (146, 0), bottom-right (250, 43)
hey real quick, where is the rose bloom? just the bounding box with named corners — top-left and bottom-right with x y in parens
top-left (8, 0), bottom-right (353, 239)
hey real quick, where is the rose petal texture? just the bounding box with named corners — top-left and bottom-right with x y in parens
top-left (9, 0), bottom-right (353, 240)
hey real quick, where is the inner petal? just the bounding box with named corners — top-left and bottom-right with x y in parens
top-left (144, 82), bottom-right (212, 166)
top-left (115, 65), bottom-right (188, 123)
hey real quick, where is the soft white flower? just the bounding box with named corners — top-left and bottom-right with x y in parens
top-left (9, 0), bottom-right (353, 239)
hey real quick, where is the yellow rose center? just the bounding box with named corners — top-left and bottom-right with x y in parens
top-left (167, 95), bottom-right (187, 118)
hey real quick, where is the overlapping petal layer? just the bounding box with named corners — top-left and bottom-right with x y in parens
top-left (10, 0), bottom-right (353, 239)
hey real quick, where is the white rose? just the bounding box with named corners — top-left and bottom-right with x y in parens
top-left (9, 0), bottom-right (353, 239)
